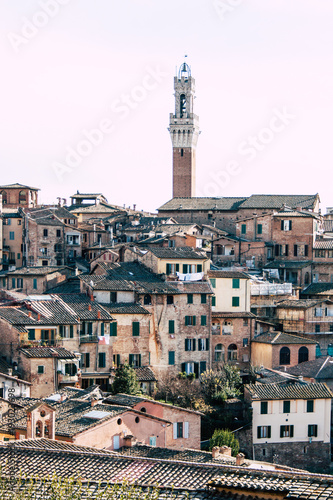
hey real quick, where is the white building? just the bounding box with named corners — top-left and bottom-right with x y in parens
top-left (245, 382), bottom-right (332, 472)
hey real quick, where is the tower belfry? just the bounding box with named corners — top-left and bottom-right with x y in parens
top-left (169, 62), bottom-right (200, 198)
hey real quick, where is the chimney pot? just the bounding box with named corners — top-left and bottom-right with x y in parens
top-left (236, 453), bottom-right (245, 466)
top-left (97, 310), bottom-right (101, 319)
top-left (220, 446), bottom-right (232, 456)
top-left (212, 446), bottom-right (220, 459)
top-left (88, 304), bottom-right (92, 311)
top-left (37, 313), bottom-right (40, 321)
top-left (91, 398), bottom-right (99, 407)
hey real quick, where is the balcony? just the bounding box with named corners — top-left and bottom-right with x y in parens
top-left (80, 335), bottom-right (98, 343)
top-left (58, 373), bottom-right (78, 383)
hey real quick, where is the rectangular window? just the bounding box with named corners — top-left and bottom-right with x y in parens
top-left (56, 229), bottom-right (61, 237)
top-left (243, 338), bottom-right (249, 347)
top-left (43, 229), bottom-right (48, 237)
top-left (185, 316), bottom-right (196, 326)
top-left (315, 324), bottom-right (320, 333)
top-left (283, 400), bottom-right (291, 413)
top-left (257, 426), bottom-right (271, 439)
top-left (17, 253), bottom-right (20, 260)
top-left (113, 354), bottom-right (120, 367)
top-left (201, 315), bottom-right (207, 326)
top-left (201, 294), bottom-right (207, 304)
top-left (232, 296), bottom-right (240, 307)
top-left (261, 401), bottom-right (268, 414)
top-left (197, 264), bottom-right (202, 273)
top-left (304, 245), bottom-right (308, 257)
top-left (167, 295), bottom-right (174, 305)
top-left (212, 296), bottom-right (216, 307)
top-left (168, 351), bottom-right (175, 365)
top-left (11, 278), bottom-right (15, 288)
top-left (210, 278), bottom-right (216, 288)
top-left (241, 224), bottom-right (246, 234)
top-left (37, 366), bottom-right (44, 374)
top-left (169, 320), bottom-right (175, 334)
top-left (149, 436), bottom-right (157, 447)
top-left (198, 338), bottom-right (209, 351)
top-left (28, 329), bottom-right (35, 341)
top-left (33, 278), bottom-right (37, 289)
top-left (294, 244), bottom-right (298, 257)
top-left (132, 321), bottom-right (140, 336)
top-left (129, 354), bottom-right (141, 368)
top-left (70, 325), bottom-right (74, 338)
top-left (232, 278), bottom-right (240, 289)
top-left (100, 323), bottom-right (105, 336)
top-left (307, 400), bottom-right (314, 413)
top-left (9, 232), bottom-right (14, 240)
top-left (185, 339), bottom-right (196, 351)
top-left (110, 322), bottom-right (117, 336)
top-left (98, 352), bottom-right (106, 368)
top-left (280, 425), bottom-right (294, 438)
top-left (281, 220), bottom-right (292, 231)
top-left (308, 424), bottom-right (318, 437)
top-left (183, 264), bottom-right (188, 274)
top-left (177, 422), bottom-right (183, 438)
top-left (187, 294), bottom-right (193, 304)
top-left (17, 278), bottom-right (23, 288)
top-left (59, 325), bottom-right (64, 338)
top-left (257, 224), bottom-right (262, 235)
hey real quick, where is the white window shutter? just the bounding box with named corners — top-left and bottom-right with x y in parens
top-left (173, 422), bottom-right (177, 439)
top-left (184, 421), bottom-right (189, 439)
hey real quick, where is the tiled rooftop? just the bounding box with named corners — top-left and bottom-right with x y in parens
top-left (19, 347), bottom-right (77, 359)
top-left (302, 282), bottom-right (333, 295)
top-left (276, 299), bottom-right (327, 309)
top-left (246, 382), bottom-right (333, 400)
top-left (147, 247), bottom-right (208, 260)
top-left (1, 439), bottom-right (333, 498)
top-left (252, 331), bottom-right (318, 345)
top-left (208, 271), bottom-right (250, 279)
top-left (286, 356), bottom-right (333, 380)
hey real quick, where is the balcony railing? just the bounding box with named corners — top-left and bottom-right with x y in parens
top-left (80, 335), bottom-right (98, 343)
top-left (58, 374), bottom-right (79, 383)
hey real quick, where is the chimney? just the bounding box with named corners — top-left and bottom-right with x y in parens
top-left (212, 446), bottom-right (220, 459)
top-left (60, 394), bottom-right (67, 402)
top-left (123, 435), bottom-right (137, 448)
top-left (97, 310), bottom-right (101, 319)
top-left (28, 311), bottom-right (32, 317)
top-left (220, 446), bottom-right (232, 456)
top-left (91, 398), bottom-right (99, 407)
top-left (37, 313), bottom-right (40, 321)
top-left (90, 295), bottom-right (94, 302)
top-left (88, 304), bottom-right (92, 311)
top-left (236, 453), bottom-right (245, 466)
top-left (7, 368), bottom-right (13, 376)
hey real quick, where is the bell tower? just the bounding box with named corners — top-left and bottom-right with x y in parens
top-left (169, 62), bottom-right (200, 198)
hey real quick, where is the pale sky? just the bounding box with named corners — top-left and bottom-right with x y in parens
top-left (1, 1), bottom-right (333, 213)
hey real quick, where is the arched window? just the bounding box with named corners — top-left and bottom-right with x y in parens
top-left (280, 347), bottom-right (290, 365)
top-left (298, 346), bottom-right (309, 364)
top-left (228, 344), bottom-right (237, 361)
top-left (36, 420), bottom-right (42, 437)
top-left (304, 272), bottom-right (310, 285)
top-left (180, 94), bottom-right (186, 117)
top-left (144, 294), bottom-right (152, 305)
top-left (19, 190), bottom-right (27, 204)
top-left (1, 191), bottom-right (7, 204)
top-left (215, 344), bottom-right (225, 362)
top-left (44, 423), bottom-right (49, 436)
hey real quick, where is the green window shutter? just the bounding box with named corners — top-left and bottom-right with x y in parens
top-left (280, 426), bottom-right (284, 438)
top-left (307, 400), bottom-right (314, 413)
top-left (210, 278), bottom-right (216, 288)
top-left (176, 264), bottom-right (179, 272)
top-left (101, 323), bottom-right (105, 336)
top-left (110, 322), bottom-right (117, 336)
top-left (33, 278), bottom-right (37, 289)
top-left (232, 278), bottom-right (240, 289)
top-left (201, 294), bottom-right (207, 304)
top-left (193, 316), bottom-right (196, 326)
top-left (201, 315), bottom-right (207, 326)
top-left (85, 353), bottom-right (90, 367)
top-left (132, 321), bottom-right (140, 336)
top-left (197, 264), bottom-right (202, 273)
top-left (11, 278), bottom-right (15, 288)
top-left (185, 316), bottom-right (189, 326)
top-left (88, 323), bottom-right (93, 334)
top-left (168, 351), bottom-right (175, 365)
top-left (183, 264), bottom-right (188, 274)
top-left (187, 294), bottom-right (193, 304)
top-left (261, 402), bottom-right (268, 414)
top-left (232, 297), bottom-right (240, 307)
top-left (257, 427), bottom-right (261, 439)
top-left (212, 296), bottom-right (216, 306)
top-left (98, 352), bottom-right (106, 368)
top-left (241, 224), bottom-right (246, 234)
top-left (166, 263), bottom-right (172, 275)
top-left (169, 320), bottom-right (175, 334)
top-left (257, 224), bottom-right (262, 235)
top-left (267, 426), bottom-right (271, 438)
top-left (290, 425), bottom-right (294, 438)
top-left (59, 326), bottom-right (64, 338)
top-left (28, 329), bottom-right (35, 341)
top-left (70, 325), bottom-right (74, 338)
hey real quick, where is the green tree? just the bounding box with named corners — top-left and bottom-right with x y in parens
top-left (112, 363), bottom-right (140, 395)
top-left (209, 428), bottom-right (240, 456)
top-left (200, 365), bottom-right (241, 403)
